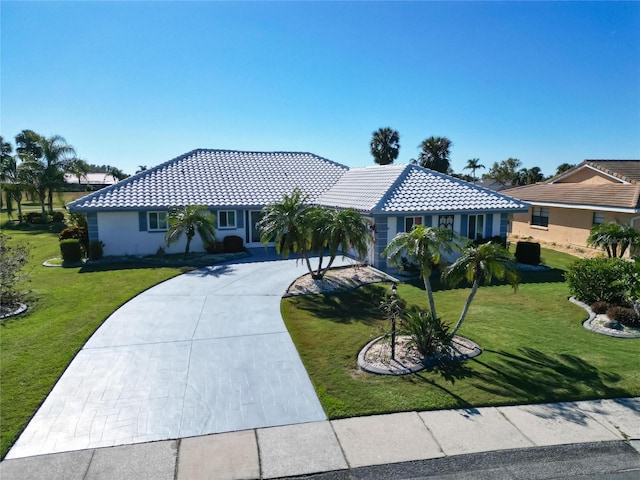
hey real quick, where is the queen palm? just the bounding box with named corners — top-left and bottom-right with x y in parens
top-left (442, 242), bottom-right (519, 336)
top-left (40, 135), bottom-right (76, 213)
top-left (165, 205), bottom-right (217, 258)
top-left (370, 127), bottom-right (400, 165)
top-left (463, 158), bottom-right (485, 184)
top-left (383, 225), bottom-right (455, 319)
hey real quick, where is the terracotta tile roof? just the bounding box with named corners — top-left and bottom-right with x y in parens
top-left (584, 160), bottom-right (640, 183)
top-left (67, 149), bottom-right (348, 211)
top-left (503, 183), bottom-right (640, 210)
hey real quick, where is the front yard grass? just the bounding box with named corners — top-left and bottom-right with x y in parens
top-left (282, 251), bottom-right (640, 419)
top-left (0, 225), bottom-right (185, 458)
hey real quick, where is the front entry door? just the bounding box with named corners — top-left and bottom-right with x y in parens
top-left (247, 210), bottom-right (264, 245)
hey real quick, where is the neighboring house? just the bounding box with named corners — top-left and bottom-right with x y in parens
top-left (503, 160), bottom-right (640, 255)
top-left (64, 173), bottom-right (119, 190)
top-left (67, 149), bottom-right (529, 269)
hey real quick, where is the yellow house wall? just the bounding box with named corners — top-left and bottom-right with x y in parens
top-left (511, 207), bottom-right (636, 249)
top-left (555, 168), bottom-right (620, 185)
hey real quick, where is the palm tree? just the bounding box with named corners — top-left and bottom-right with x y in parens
top-left (515, 166), bottom-right (544, 186)
top-left (106, 165), bottom-right (128, 181)
top-left (259, 188), bottom-right (312, 261)
top-left (0, 143), bottom-right (27, 221)
top-left (415, 136), bottom-right (452, 173)
top-left (165, 205), bottom-right (217, 258)
top-left (69, 158), bottom-right (90, 188)
top-left (463, 158), bottom-right (485, 184)
top-left (370, 127), bottom-right (400, 165)
top-left (383, 225), bottom-right (455, 319)
top-left (313, 207), bottom-right (371, 279)
top-left (39, 135), bottom-right (76, 213)
top-left (555, 163), bottom-right (575, 176)
top-left (442, 242), bottom-right (519, 336)
top-left (136, 165), bottom-right (148, 174)
top-left (587, 222), bottom-right (640, 258)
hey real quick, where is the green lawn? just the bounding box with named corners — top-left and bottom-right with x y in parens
top-left (0, 219), bottom-right (186, 458)
top-left (282, 251), bottom-right (640, 419)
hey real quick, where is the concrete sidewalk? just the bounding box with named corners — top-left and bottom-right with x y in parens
top-left (2, 397), bottom-right (638, 479)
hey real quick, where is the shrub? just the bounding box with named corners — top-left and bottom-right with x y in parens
top-left (223, 235), bottom-right (244, 253)
top-left (475, 235), bottom-right (507, 248)
top-left (67, 212), bottom-right (88, 229)
top-left (25, 212), bottom-right (47, 224)
top-left (590, 301), bottom-right (609, 314)
top-left (204, 241), bottom-right (224, 254)
top-left (0, 233), bottom-right (30, 307)
top-left (59, 239), bottom-right (83, 264)
top-left (51, 211), bottom-right (65, 223)
top-left (88, 241), bottom-right (104, 261)
top-left (515, 241), bottom-right (541, 265)
top-left (402, 309), bottom-right (452, 357)
top-left (565, 257), bottom-right (636, 305)
top-left (606, 306), bottom-right (640, 328)
top-left (59, 227), bottom-right (89, 254)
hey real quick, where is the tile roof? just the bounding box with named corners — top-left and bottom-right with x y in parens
top-left (68, 149), bottom-right (348, 211)
top-left (584, 160), bottom-right (640, 183)
top-left (318, 164), bottom-right (529, 213)
top-left (503, 183), bottom-right (640, 210)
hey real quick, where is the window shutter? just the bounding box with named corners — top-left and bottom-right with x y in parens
top-left (460, 214), bottom-right (468, 237)
top-left (485, 214), bottom-right (493, 237)
top-left (139, 212), bottom-right (148, 231)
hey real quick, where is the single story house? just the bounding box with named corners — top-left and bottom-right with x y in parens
top-left (67, 149), bottom-right (529, 269)
top-left (503, 160), bottom-right (640, 255)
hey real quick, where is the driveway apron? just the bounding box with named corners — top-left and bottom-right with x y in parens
top-left (7, 252), bottom-right (355, 459)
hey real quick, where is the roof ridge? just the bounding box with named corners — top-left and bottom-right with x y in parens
top-left (372, 164), bottom-right (411, 211)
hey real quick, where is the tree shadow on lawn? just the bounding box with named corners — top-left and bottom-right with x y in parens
top-left (407, 359), bottom-right (477, 408)
top-left (290, 284), bottom-right (388, 326)
top-left (470, 347), bottom-right (631, 407)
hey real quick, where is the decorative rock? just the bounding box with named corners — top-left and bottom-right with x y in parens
top-left (603, 319), bottom-right (622, 330)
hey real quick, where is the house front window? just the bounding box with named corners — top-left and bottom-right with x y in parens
top-left (219, 210), bottom-right (236, 229)
top-left (148, 211), bottom-right (167, 231)
top-left (593, 212), bottom-right (605, 226)
top-left (531, 207), bottom-right (549, 227)
top-left (438, 215), bottom-right (454, 231)
top-left (468, 214), bottom-right (484, 241)
top-left (405, 216), bottom-right (422, 231)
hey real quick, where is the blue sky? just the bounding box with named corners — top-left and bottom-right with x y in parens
top-left (2, 1), bottom-right (639, 177)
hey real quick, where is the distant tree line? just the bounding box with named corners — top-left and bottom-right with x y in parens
top-left (369, 127), bottom-right (576, 187)
top-left (1, 130), bottom-right (129, 219)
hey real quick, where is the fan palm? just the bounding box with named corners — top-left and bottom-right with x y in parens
top-left (383, 225), bottom-right (455, 319)
top-left (442, 242), bottom-right (519, 336)
top-left (370, 127), bottom-right (400, 165)
top-left (416, 136), bottom-right (452, 173)
top-left (165, 205), bottom-right (217, 258)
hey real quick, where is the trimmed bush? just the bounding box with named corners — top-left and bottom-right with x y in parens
top-left (223, 235), bottom-right (244, 253)
top-left (59, 239), bottom-right (83, 264)
top-left (565, 257), bottom-right (636, 305)
top-left (590, 301), bottom-right (609, 314)
top-left (515, 241), bottom-right (541, 265)
top-left (59, 227), bottom-right (89, 254)
top-left (204, 241), bottom-right (224, 254)
top-left (606, 306), bottom-right (640, 328)
top-left (51, 211), bottom-right (65, 223)
top-left (88, 241), bottom-right (104, 261)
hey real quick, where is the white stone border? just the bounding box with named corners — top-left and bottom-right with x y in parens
top-left (0, 303), bottom-right (28, 320)
top-left (571, 297), bottom-right (640, 339)
top-left (358, 335), bottom-right (482, 375)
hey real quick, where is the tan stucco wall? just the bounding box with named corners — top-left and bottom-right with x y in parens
top-left (555, 168), bottom-right (620, 185)
top-left (511, 207), bottom-right (636, 250)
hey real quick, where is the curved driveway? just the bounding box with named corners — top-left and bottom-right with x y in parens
top-left (8, 250), bottom-right (355, 459)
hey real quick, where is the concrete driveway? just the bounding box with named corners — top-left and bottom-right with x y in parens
top-left (7, 250), bottom-right (355, 459)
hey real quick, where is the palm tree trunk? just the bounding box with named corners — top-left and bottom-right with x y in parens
top-left (184, 234), bottom-right (193, 258)
top-left (422, 273), bottom-right (438, 320)
top-left (450, 280), bottom-right (479, 337)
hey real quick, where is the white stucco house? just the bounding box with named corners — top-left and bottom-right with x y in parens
top-left (67, 149), bottom-right (529, 269)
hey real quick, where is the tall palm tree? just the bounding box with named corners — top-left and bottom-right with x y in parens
top-left (69, 158), bottom-right (90, 188)
top-left (442, 242), bottom-right (519, 336)
top-left (370, 127), bottom-right (400, 165)
top-left (383, 225), bottom-right (455, 319)
top-left (106, 165), bottom-right (128, 181)
top-left (165, 205), bottom-right (217, 258)
top-left (0, 145), bottom-right (27, 221)
top-left (40, 135), bottom-right (76, 213)
top-left (415, 136), bottom-right (452, 173)
top-left (259, 188), bottom-right (312, 262)
top-left (463, 158), bottom-right (485, 184)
